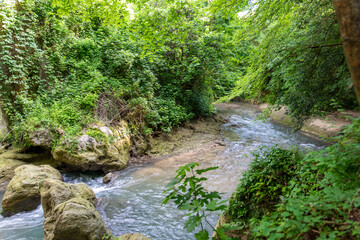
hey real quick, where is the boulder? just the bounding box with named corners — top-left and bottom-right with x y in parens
top-left (39, 178), bottom-right (96, 218)
top-left (43, 198), bottom-right (110, 240)
top-left (1, 165), bottom-right (62, 216)
top-left (40, 178), bottom-right (110, 240)
top-left (118, 233), bottom-right (152, 240)
top-left (103, 172), bottom-right (116, 184)
top-left (0, 148), bottom-right (60, 190)
top-left (52, 122), bottom-right (131, 173)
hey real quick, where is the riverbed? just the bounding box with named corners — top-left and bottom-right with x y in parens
top-left (0, 102), bottom-right (325, 240)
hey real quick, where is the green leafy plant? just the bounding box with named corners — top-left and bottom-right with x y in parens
top-left (221, 118), bottom-right (360, 239)
top-left (225, 146), bottom-right (302, 222)
top-left (162, 162), bottom-right (227, 240)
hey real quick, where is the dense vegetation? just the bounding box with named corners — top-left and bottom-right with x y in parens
top-left (0, 0), bottom-right (237, 147)
top-left (1, 0), bottom-right (359, 146)
top-left (211, 0), bottom-right (359, 121)
top-left (220, 119), bottom-right (360, 239)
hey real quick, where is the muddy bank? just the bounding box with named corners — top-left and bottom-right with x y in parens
top-left (128, 115), bottom-right (226, 168)
top-left (258, 103), bottom-right (360, 138)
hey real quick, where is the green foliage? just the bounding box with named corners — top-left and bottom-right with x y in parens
top-left (0, 0), bottom-right (239, 149)
top-left (163, 162), bottom-right (227, 240)
top-left (225, 146), bottom-right (302, 222)
top-left (212, 0), bottom-right (358, 120)
top-left (222, 118), bottom-right (360, 239)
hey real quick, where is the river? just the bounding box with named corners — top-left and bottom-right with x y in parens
top-left (0, 102), bottom-right (325, 240)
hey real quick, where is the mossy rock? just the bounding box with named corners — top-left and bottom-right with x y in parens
top-left (118, 233), bottom-right (152, 240)
top-left (0, 147), bottom-right (60, 190)
top-left (43, 198), bottom-right (110, 240)
top-left (1, 164), bottom-right (62, 217)
top-left (52, 123), bottom-right (131, 173)
top-left (39, 178), bottom-right (96, 218)
top-left (40, 179), bottom-right (110, 240)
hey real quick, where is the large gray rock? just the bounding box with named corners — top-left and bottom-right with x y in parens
top-left (40, 178), bottom-right (110, 240)
top-left (52, 122), bottom-right (131, 173)
top-left (1, 165), bottom-right (62, 216)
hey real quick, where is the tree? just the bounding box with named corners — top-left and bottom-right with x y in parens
top-left (333, 0), bottom-right (360, 104)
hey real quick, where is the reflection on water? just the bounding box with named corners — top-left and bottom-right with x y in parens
top-left (0, 103), bottom-right (325, 240)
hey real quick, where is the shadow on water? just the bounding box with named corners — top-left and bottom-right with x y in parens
top-left (0, 102), bottom-right (326, 240)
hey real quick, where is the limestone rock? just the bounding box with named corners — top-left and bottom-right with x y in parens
top-left (39, 178), bottom-right (96, 218)
top-left (77, 135), bottom-right (98, 151)
top-left (28, 128), bottom-right (54, 148)
top-left (52, 122), bottom-right (131, 173)
top-left (98, 126), bottom-right (113, 136)
top-left (0, 148), bottom-right (59, 190)
top-left (130, 134), bottom-right (149, 157)
top-left (40, 178), bottom-right (110, 240)
top-left (103, 172), bottom-right (116, 184)
top-left (1, 165), bottom-right (62, 216)
top-left (0, 157), bottom-right (24, 191)
top-left (43, 198), bottom-right (110, 240)
top-left (118, 233), bottom-right (152, 240)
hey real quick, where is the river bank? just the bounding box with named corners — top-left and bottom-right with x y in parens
top-left (257, 103), bottom-right (360, 138)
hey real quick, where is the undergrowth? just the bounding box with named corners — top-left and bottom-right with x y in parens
top-left (0, 0), bottom-right (237, 149)
top-left (221, 117), bottom-right (360, 240)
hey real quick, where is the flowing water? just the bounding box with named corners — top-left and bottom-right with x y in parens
top-left (0, 103), bottom-right (325, 240)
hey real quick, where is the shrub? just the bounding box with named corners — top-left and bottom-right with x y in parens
top-left (223, 118), bottom-right (360, 239)
top-left (225, 146), bottom-right (302, 222)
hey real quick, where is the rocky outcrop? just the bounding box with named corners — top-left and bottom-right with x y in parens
top-left (1, 165), bottom-right (62, 216)
top-left (28, 128), bottom-right (55, 148)
top-left (130, 134), bottom-right (149, 157)
top-left (118, 233), bottom-right (152, 240)
top-left (52, 122), bottom-right (131, 173)
top-left (40, 178), bottom-right (110, 240)
top-left (259, 104), bottom-right (360, 138)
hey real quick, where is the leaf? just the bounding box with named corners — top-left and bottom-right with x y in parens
top-left (195, 230), bottom-right (209, 240)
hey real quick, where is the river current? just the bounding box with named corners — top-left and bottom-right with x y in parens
top-left (0, 103), bottom-right (325, 240)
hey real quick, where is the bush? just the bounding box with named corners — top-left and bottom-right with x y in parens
top-left (225, 146), bottom-right (302, 222)
top-left (222, 118), bottom-right (360, 239)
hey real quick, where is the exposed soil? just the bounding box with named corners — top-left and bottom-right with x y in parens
top-left (259, 103), bottom-right (360, 138)
top-left (128, 115), bottom-right (227, 168)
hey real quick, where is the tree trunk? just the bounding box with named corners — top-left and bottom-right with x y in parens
top-left (333, 0), bottom-right (360, 104)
